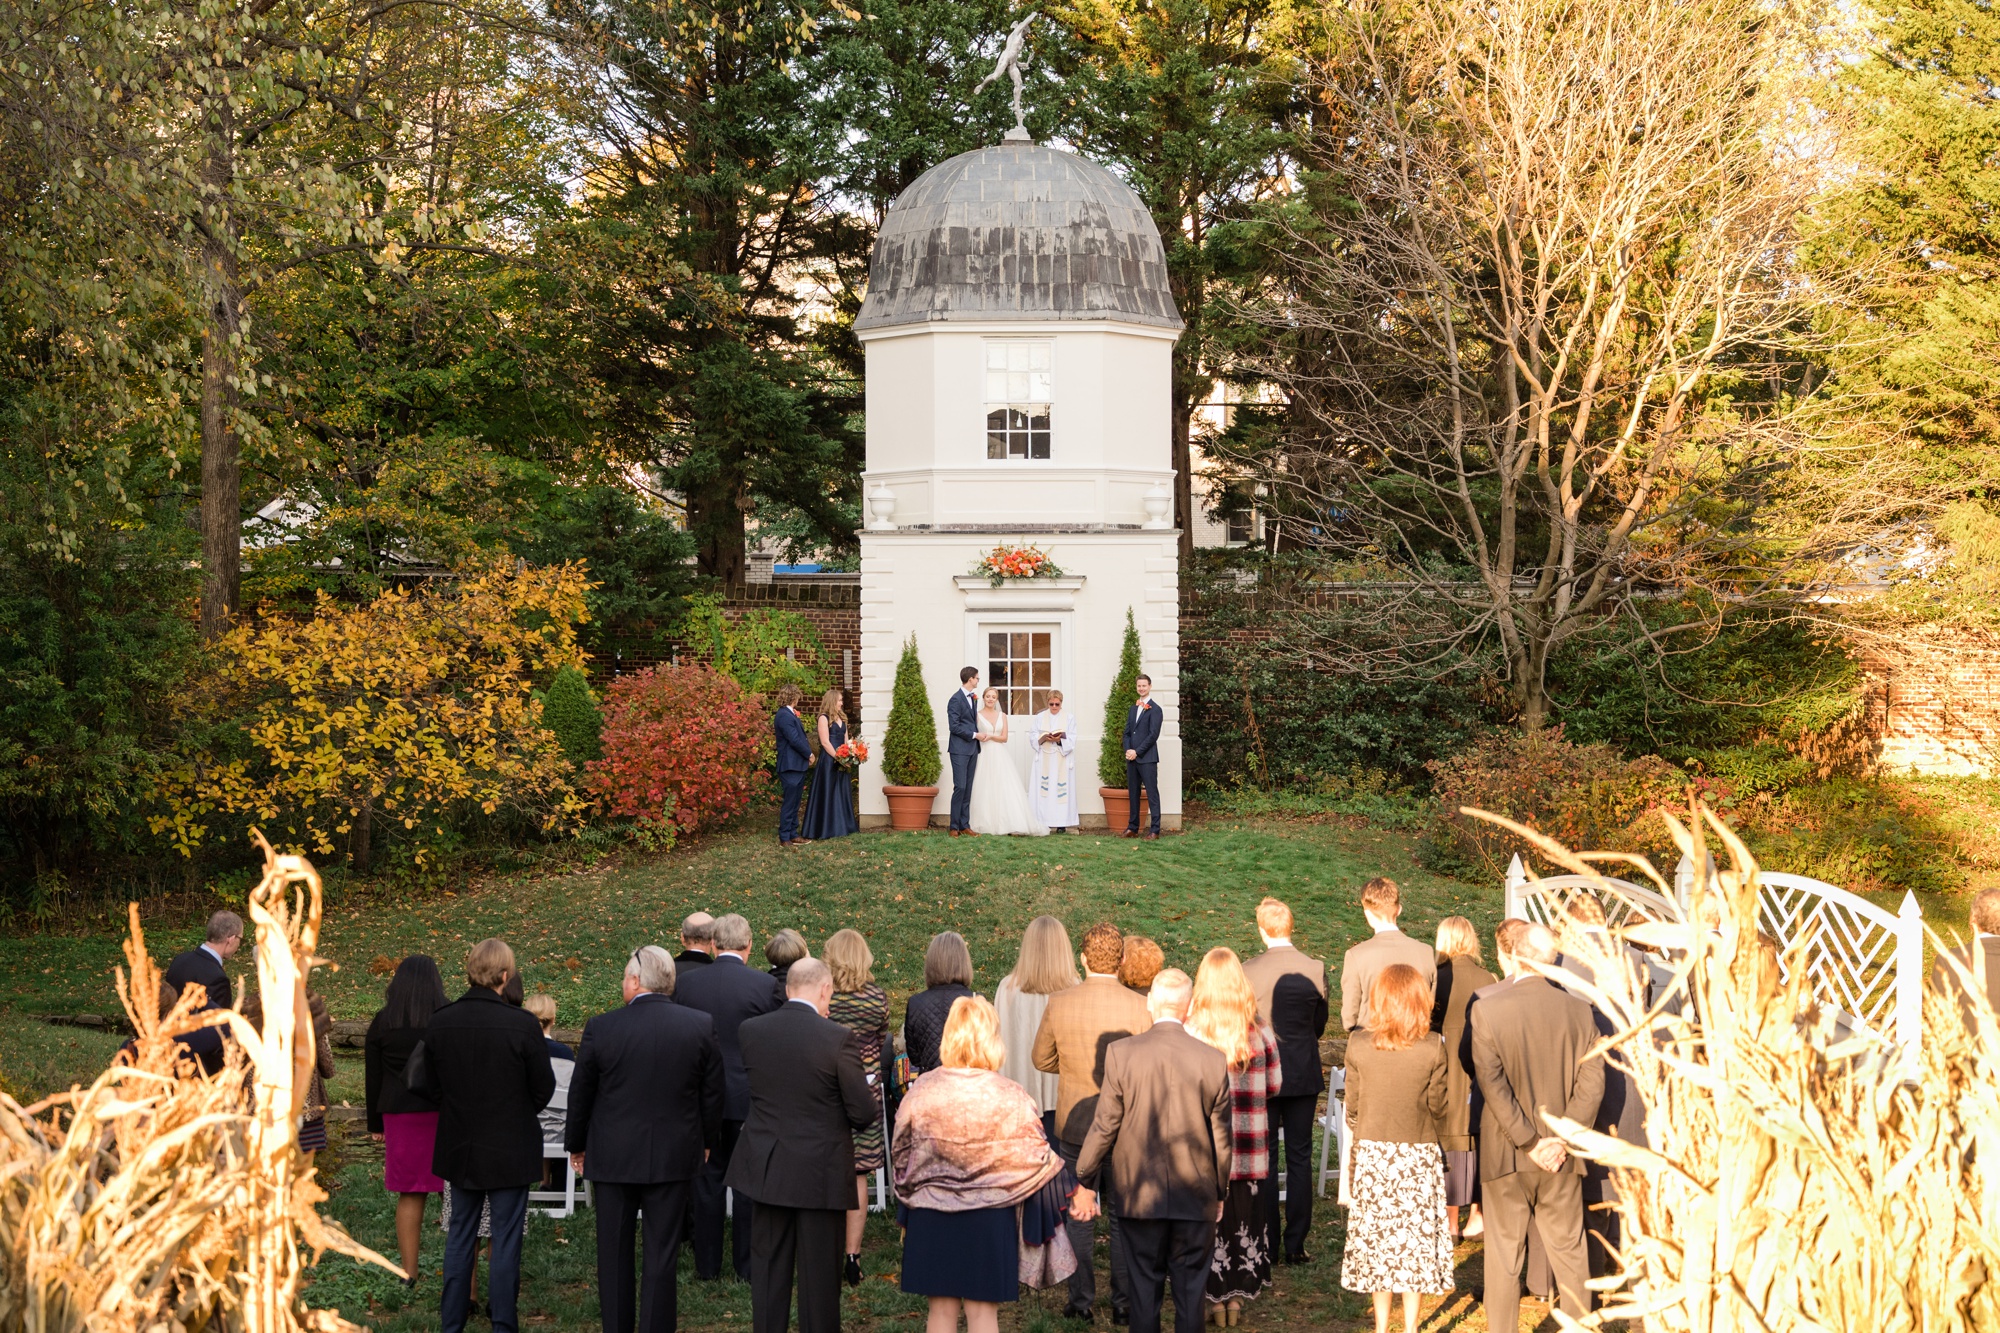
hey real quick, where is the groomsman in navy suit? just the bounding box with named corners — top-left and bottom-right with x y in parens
top-left (945, 666), bottom-right (982, 836)
top-left (773, 685), bottom-right (814, 846)
top-left (1122, 674), bottom-right (1163, 840)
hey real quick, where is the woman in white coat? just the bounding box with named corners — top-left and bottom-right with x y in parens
top-left (1028, 691), bottom-right (1079, 830)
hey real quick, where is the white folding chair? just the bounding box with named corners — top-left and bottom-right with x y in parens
top-left (529, 1142), bottom-right (592, 1218)
top-left (1316, 1067), bottom-right (1350, 1198)
top-left (868, 1098), bottom-right (894, 1212)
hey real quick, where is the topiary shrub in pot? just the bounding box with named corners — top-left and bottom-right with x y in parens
top-left (880, 635), bottom-right (943, 830)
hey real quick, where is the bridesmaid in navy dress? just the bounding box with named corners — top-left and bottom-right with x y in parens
top-left (803, 687), bottom-right (859, 841)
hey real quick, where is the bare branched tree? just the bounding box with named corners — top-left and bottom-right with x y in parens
top-left (1225, 0), bottom-right (1907, 728)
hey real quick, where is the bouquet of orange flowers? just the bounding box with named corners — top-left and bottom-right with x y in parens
top-left (833, 737), bottom-right (870, 768)
top-left (972, 543), bottom-right (1064, 587)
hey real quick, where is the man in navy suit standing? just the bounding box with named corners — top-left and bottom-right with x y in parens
top-left (945, 666), bottom-right (982, 837)
top-left (773, 685), bottom-right (814, 847)
top-left (1121, 674), bottom-right (1163, 840)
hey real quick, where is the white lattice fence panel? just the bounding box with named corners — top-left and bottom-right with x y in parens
top-left (1754, 872), bottom-right (1918, 1042)
top-left (1503, 860), bottom-right (1680, 933)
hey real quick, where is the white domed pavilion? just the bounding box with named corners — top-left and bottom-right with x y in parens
top-left (856, 139), bottom-right (1184, 829)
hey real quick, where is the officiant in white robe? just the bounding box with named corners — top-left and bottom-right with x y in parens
top-left (1028, 692), bottom-right (1079, 830)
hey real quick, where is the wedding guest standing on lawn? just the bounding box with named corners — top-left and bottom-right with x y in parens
top-left (905, 931), bottom-right (977, 1075)
top-left (566, 945), bottom-right (724, 1333)
top-left (994, 915), bottom-right (1078, 1136)
top-left (1932, 888), bottom-right (2000, 1022)
top-left (1119, 936), bottom-right (1166, 995)
top-left (824, 928), bottom-right (892, 1287)
top-left (366, 954), bottom-right (449, 1289)
top-left (1241, 897), bottom-right (1328, 1265)
top-left (165, 909), bottom-right (242, 1074)
top-left (803, 688), bottom-right (860, 841)
top-left (893, 996), bottom-right (1067, 1333)
top-left (729, 959), bottom-right (878, 1333)
top-left (1032, 923), bottom-right (1152, 1323)
top-left (677, 912), bottom-right (717, 973)
top-left (767, 929), bottom-right (810, 987)
top-left (676, 914), bottom-right (786, 1283)
top-left (1430, 916), bottom-right (1495, 1241)
top-left (1186, 948), bottom-right (1282, 1326)
top-left (1340, 965), bottom-right (1452, 1333)
top-left (1073, 969), bottom-right (1232, 1333)
top-left (1340, 878), bottom-right (1435, 1031)
top-left (419, 939), bottom-right (556, 1333)
top-left (1471, 923), bottom-right (1604, 1331)
top-left (774, 685), bottom-right (815, 847)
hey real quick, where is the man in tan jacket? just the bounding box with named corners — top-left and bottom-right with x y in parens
top-left (1338, 876), bottom-right (1436, 1031)
top-left (1033, 921), bottom-right (1152, 1322)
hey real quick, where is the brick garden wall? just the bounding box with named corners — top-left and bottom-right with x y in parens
top-left (1856, 628), bottom-right (2000, 776)
top-left (591, 577), bottom-right (864, 718)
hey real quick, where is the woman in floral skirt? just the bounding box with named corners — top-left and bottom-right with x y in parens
top-left (1341, 963), bottom-right (1453, 1333)
top-left (1185, 946), bottom-right (1282, 1326)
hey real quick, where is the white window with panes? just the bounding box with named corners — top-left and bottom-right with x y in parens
top-left (984, 340), bottom-right (1052, 460)
top-left (986, 627), bottom-right (1054, 715)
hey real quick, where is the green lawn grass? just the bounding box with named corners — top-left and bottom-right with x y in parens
top-left (0, 816), bottom-right (1494, 1028)
top-left (0, 1012), bottom-right (126, 1102)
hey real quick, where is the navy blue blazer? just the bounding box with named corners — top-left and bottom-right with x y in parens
top-left (945, 689), bottom-right (980, 757)
top-left (774, 707), bottom-right (812, 776)
top-left (1122, 700), bottom-right (1163, 764)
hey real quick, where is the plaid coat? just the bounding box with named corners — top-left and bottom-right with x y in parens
top-left (1229, 1023), bottom-right (1284, 1181)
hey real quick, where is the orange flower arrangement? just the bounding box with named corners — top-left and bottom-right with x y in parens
top-left (972, 543), bottom-right (1065, 587)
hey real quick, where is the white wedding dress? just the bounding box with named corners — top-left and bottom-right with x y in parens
top-left (968, 712), bottom-right (1048, 837)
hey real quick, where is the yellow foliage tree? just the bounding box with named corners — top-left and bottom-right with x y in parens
top-left (154, 565), bottom-right (590, 869)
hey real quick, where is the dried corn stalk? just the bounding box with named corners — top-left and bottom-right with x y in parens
top-left (0, 833), bottom-right (397, 1332)
top-left (1465, 801), bottom-right (2000, 1332)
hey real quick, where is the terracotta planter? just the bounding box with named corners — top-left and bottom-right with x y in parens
top-left (1099, 785), bottom-right (1151, 834)
top-left (883, 785), bottom-right (940, 832)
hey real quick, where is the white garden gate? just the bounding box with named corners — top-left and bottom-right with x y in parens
top-left (1502, 853), bottom-right (1925, 1053)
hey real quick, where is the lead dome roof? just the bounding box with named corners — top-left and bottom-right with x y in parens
top-left (854, 141), bottom-right (1184, 334)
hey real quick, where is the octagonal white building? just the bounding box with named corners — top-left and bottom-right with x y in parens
top-left (856, 139), bottom-right (1184, 829)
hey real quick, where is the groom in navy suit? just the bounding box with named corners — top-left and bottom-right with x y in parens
top-left (1122, 673), bottom-right (1163, 840)
top-left (773, 684), bottom-right (814, 846)
top-left (946, 666), bottom-right (982, 836)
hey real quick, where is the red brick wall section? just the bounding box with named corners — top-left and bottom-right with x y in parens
top-left (591, 581), bottom-right (864, 719)
top-left (1855, 627), bottom-right (2000, 776)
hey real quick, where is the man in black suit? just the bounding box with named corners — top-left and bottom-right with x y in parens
top-left (1121, 674), bottom-right (1163, 840)
top-left (163, 910), bottom-right (243, 1074)
top-left (727, 958), bottom-right (877, 1333)
top-left (416, 938), bottom-right (556, 1333)
top-left (1073, 969), bottom-right (1231, 1333)
top-left (567, 945), bottom-right (725, 1333)
top-left (677, 912), bottom-right (717, 972)
top-left (774, 686), bottom-right (814, 846)
top-left (1239, 897), bottom-right (1329, 1264)
top-left (945, 666), bottom-right (981, 835)
top-left (675, 913), bottom-right (786, 1281)
top-left (1470, 922), bottom-right (1605, 1332)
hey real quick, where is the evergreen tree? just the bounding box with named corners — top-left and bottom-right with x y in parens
top-left (1098, 608), bottom-right (1143, 787)
top-left (541, 665), bottom-right (604, 768)
top-left (882, 635), bottom-right (942, 787)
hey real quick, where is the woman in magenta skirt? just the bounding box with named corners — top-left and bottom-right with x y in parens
top-left (366, 954), bottom-right (448, 1288)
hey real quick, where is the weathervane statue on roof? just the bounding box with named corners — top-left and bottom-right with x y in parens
top-left (974, 13), bottom-right (1037, 141)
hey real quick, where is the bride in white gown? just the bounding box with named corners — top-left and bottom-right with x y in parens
top-left (968, 687), bottom-right (1048, 837)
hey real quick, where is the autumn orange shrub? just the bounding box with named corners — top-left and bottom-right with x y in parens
top-left (153, 564), bottom-right (589, 869)
top-left (588, 664), bottom-right (772, 839)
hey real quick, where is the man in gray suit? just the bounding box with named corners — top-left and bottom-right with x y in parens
top-left (1471, 922), bottom-right (1605, 1331)
top-left (1339, 876), bottom-right (1436, 1031)
top-left (1074, 970), bottom-right (1231, 1333)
